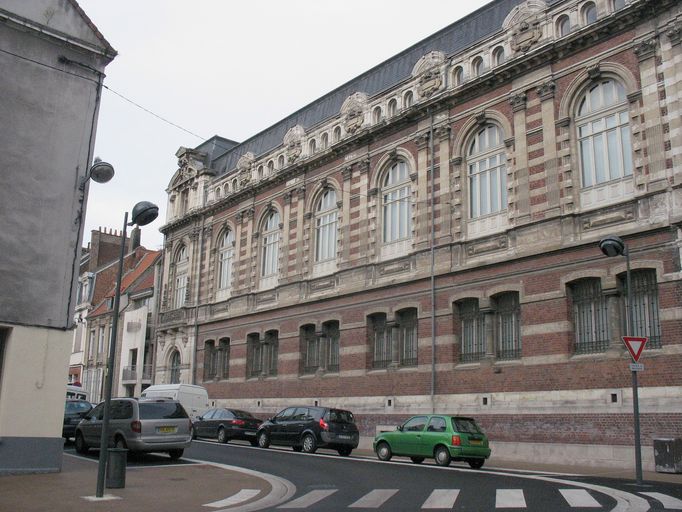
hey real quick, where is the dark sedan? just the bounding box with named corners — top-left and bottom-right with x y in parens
top-left (193, 408), bottom-right (262, 445)
top-left (62, 399), bottom-right (92, 440)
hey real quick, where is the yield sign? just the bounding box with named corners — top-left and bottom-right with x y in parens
top-left (622, 336), bottom-right (648, 363)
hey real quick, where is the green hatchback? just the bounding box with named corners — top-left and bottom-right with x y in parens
top-left (373, 415), bottom-right (491, 469)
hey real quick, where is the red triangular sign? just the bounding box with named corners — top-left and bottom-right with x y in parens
top-left (622, 336), bottom-right (648, 362)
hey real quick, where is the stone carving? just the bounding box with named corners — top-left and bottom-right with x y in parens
top-left (504, 1), bottom-right (547, 54)
top-left (413, 51), bottom-right (445, 98)
top-left (633, 37), bottom-right (658, 61)
top-left (340, 93), bottom-right (367, 134)
top-left (283, 125), bottom-right (305, 163)
top-left (536, 80), bottom-right (556, 100)
top-left (666, 20), bottom-right (682, 46)
top-left (509, 92), bottom-right (527, 112)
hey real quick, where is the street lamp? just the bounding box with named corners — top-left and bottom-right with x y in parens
top-left (95, 200), bottom-right (159, 498)
top-left (80, 157), bottom-right (115, 190)
top-left (598, 234), bottom-right (642, 485)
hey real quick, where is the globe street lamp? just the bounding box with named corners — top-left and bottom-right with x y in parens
top-left (95, 201), bottom-right (159, 497)
top-left (598, 234), bottom-right (642, 485)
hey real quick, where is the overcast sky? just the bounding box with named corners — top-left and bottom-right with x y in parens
top-left (78, 0), bottom-right (491, 250)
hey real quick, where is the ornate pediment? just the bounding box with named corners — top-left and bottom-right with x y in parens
top-left (341, 93), bottom-right (367, 134)
top-left (283, 125), bottom-right (305, 162)
top-left (413, 51), bottom-right (445, 98)
top-left (236, 152), bottom-right (254, 186)
top-left (504, 0), bottom-right (547, 54)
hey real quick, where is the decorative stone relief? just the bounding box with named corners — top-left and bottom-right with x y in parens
top-left (666, 20), bottom-right (682, 46)
top-left (504, 1), bottom-right (547, 55)
top-left (536, 80), bottom-right (556, 101)
top-left (509, 92), bottom-right (527, 112)
top-left (413, 51), bottom-right (445, 98)
top-left (633, 37), bottom-right (658, 61)
top-left (283, 125), bottom-right (305, 163)
top-left (340, 93), bottom-right (367, 134)
top-left (236, 152), bottom-right (254, 187)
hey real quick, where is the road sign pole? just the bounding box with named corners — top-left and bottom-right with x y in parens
top-left (625, 250), bottom-right (643, 486)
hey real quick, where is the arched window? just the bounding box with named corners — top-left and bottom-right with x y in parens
top-left (218, 338), bottom-right (230, 379)
top-left (247, 331), bottom-right (278, 377)
top-left (373, 106), bottom-right (382, 124)
top-left (277, 155), bottom-right (285, 169)
top-left (315, 189), bottom-right (337, 263)
top-left (582, 2), bottom-right (597, 24)
top-left (403, 91), bottom-right (414, 109)
top-left (493, 292), bottom-right (521, 359)
top-left (267, 160), bottom-right (274, 175)
top-left (217, 230), bottom-right (234, 291)
top-left (612, 0), bottom-right (625, 10)
top-left (467, 124), bottom-right (507, 218)
top-left (576, 79), bottom-right (632, 187)
top-left (619, 269), bottom-right (661, 348)
top-left (261, 211), bottom-right (280, 279)
top-left (457, 299), bottom-right (485, 362)
top-left (257, 165), bottom-right (264, 180)
top-left (174, 245), bottom-right (188, 309)
top-left (203, 340), bottom-right (216, 380)
top-left (309, 139), bottom-right (317, 154)
top-left (493, 46), bottom-right (505, 66)
top-left (215, 187), bottom-right (221, 200)
top-left (231, 178), bottom-right (238, 191)
top-left (382, 160), bottom-right (412, 243)
top-left (453, 66), bottom-right (464, 86)
top-left (321, 133), bottom-right (329, 149)
top-left (333, 126), bottom-right (341, 142)
top-left (472, 56), bottom-right (484, 76)
top-left (570, 278), bottom-right (608, 354)
top-left (169, 350), bottom-right (181, 384)
top-left (387, 99), bottom-right (397, 117)
top-left (556, 15), bottom-right (571, 36)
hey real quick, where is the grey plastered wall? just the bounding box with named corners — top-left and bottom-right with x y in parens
top-left (0, 437), bottom-right (64, 475)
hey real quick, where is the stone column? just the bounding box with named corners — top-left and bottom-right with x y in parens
top-left (510, 92), bottom-right (529, 224)
top-left (537, 81), bottom-right (560, 215)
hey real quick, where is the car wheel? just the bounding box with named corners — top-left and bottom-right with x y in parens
top-left (301, 434), bottom-right (317, 454)
top-left (434, 445), bottom-right (451, 467)
top-left (292, 445), bottom-right (302, 452)
top-left (257, 431), bottom-right (270, 448)
top-left (376, 442), bottom-right (392, 462)
top-left (468, 458), bottom-right (485, 469)
top-left (338, 447), bottom-right (352, 457)
top-left (75, 432), bottom-right (89, 454)
top-left (410, 456), bottom-right (425, 464)
top-left (168, 449), bottom-right (184, 460)
top-left (217, 427), bottom-right (228, 444)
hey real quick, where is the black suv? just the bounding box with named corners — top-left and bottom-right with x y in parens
top-left (256, 406), bottom-right (359, 456)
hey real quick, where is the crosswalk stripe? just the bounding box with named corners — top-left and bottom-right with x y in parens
top-left (640, 492), bottom-right (682, 509)
top-left (422, 489), bottom-right (460, 509)
top-left (349, 489), bottom-right (399, 508)
top-left (203, 489), bottom-right (261, 508)
top-left (496, 489), bottom-right (527, 508)
top-left (559, 489), bottom-right (601, 508)
top-left (278, 489), bottom-right (338, 509)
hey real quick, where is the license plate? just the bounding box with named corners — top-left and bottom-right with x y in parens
top-left (157, 426), bottom-right (177, 434)
top-left (338, 434), bottom-right (351, 439)
top-left (245, 432), bottom-right (255, 436)
top-left (470, 439), bottom-right (482, 445)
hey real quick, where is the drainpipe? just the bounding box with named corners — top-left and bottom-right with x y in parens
top-left (428, 108), bottom-right (436, 413)
top-left (192, 216), bottom-right (206, 384)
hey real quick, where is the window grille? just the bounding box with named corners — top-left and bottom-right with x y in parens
top-left (572, 279), bottom-right (609, 353)
top-left (397, 309), bottom-right (418, 366)
top-left (621, 270), bottom-right (661, 348)
top-left (169, 351), bottom-right (181, 384)
top-left (301, 325), bottom-right (319, 375)
top-left (203, 341), bottom-right (216, 380)
top-left (495, 293), bottom-right (521, 360)
top-left (460, 299), bottom-right (485, 362)
top-left (325, 322), bottom-right (340, 372)
top-left (370, 314), bottom-right (392, 369)
top-left (219, 339), bottom-right (230, 379)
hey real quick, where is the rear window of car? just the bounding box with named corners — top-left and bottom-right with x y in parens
top-left (139, 402), bottom-right (188, 420)
top-left (326, 409), bottom-right (354, 424)
top-left (452, 418), bottom-right (482, 434)
top-left (65, 401), bottom-right (91, 414)
top-left (232, 410), bottom-right (254, 418)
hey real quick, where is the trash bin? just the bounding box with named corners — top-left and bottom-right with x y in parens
top-left (653, 438), bottom-right (682, 474)
top-left (106, 448), bottom-right (128, 488)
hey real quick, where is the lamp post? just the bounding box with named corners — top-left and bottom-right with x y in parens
top-left (598, 234), bottom-right (642, 485)
top-left (95, 201), bottom-right (159, 497)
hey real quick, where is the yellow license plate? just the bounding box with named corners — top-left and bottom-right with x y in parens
top-left (470, 439), bottom-right (482, 445)
top-left (157, 426), bottom-right (177, 434)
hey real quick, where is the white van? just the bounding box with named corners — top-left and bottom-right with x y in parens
top-left (66, 384), bottom-right (88, 401)
top-left (140, 384), bottom-right (209, 419)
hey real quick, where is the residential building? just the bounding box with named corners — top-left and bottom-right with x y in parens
top-left (156, 0), bottom-right (682, 469)
top-left (0, 0), bottom-right (115, 473)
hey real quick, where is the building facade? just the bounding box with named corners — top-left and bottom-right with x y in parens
top-left (0, 0), bottom-right (115, 473)
top-left (157, 0), bottom-right (682, 469)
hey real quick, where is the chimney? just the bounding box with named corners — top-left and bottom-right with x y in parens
top-left (129, 226), bottom-right (141, 251)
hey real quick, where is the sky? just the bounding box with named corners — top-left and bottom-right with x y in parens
top-left (78, 0), bottom-right (492, 250)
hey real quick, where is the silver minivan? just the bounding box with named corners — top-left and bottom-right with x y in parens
top-left (75, 398), bottom-right (192, 460)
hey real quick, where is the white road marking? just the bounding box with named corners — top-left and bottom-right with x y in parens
top-left (203, 489), bottom-right (261, 508)
top-left (81, 494), bottom-right (122, 501)
top-left (349, 489), bottom-right (399, 508)
top-left (422, 489), bottom-right (460, 509)
top-left (496, 489), bottom-right (527, 508)
top-left (641, 492), bottom-right (682, 509)
top-left (559, 489), bottom-right (601, 507)
top-left (277, 490), bottom-right (338, 509)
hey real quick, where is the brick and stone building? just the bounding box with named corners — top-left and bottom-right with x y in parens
top-left (156, 0), bottom-right (682, 469)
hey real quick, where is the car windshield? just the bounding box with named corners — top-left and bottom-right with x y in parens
top-left (65, 401), bottom-right (91, 414)
top-left (232, 410), bottom-right (254, 418)
top-left (139, 402), bottom-right (188, 419)
top-left (327, 409), bottom-right (354, 423)
top-left (452, 418), bottom-right (482, 434)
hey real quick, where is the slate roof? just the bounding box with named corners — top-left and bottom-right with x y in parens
top-left (206, 0), bottom-right (563, 177)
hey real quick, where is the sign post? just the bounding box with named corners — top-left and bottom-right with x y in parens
top-left (622, 335), bottom-right (648, 486)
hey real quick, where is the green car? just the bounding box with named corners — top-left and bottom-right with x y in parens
top-left (373, 415), bottom-right (491, 469)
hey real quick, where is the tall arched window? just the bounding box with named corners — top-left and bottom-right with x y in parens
top-left (453, 66), bottom-right (464, 86)
top-left (277, 155), bottom-right (285, 169)
top-left (403, 91), bottom-right (414, 108)
top-left (267, 160), bottom-right (274, 175)
top-left (174, 245), bottom-right (188, 309)
top-left (387, 99), bottom-right (397, 117)
top-left (577, 79), bottom-right (632, 187)
top-left (333, 126), bottom-right (341, 142)
top-left (472, 56), bottom-right (484, 76)
top-left (231, 178), bottom-right (238, 191)
top-left (493, 46), bottom-right (505, 66)
top-left (261, 211), bottom-right (280, 279)
top-left (257, 165), bottom-right (264, 180)
top-left (169, 350), bottom-right (181, 384)
top-left (217, 230), bottom-right (234, 291)
top-left (373, 106), bottom-right (383, 124)
top-left (556, 14), bottom-right (571, 36)
top-left (309, 138), bottom-right (317, 154)
top-left (612, 0), bottom-right (625, 10)
top-left (582, 2), bottom-right (597, 24)
top-left (315, 189), bottom-right (337, 263)
top-left (321, 133), bottom-right (329, 149)
top-left (382, 160), bottom-right (412, 243)
top-left (468, 124), bottom-right (507, 218)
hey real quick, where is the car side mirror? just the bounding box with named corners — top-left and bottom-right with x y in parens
top-left (397, 425), bottom-right (403, 432)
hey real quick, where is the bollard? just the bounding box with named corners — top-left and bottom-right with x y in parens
top-left (105, 448), bottom-right (128, 488)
